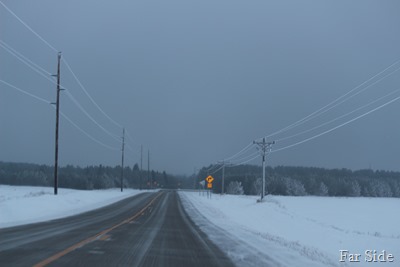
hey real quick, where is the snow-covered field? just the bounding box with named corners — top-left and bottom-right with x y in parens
top-left (180, 191), bottom-right (400, 267)
top-left (2, 185), bottom-right (398, 266)
top-left (0, 185), bottom-right (148, 228)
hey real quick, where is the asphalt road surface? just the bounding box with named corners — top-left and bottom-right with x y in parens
top-left (0, 190), bottom-right (234, 267)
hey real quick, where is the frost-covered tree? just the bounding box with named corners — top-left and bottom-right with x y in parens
top-left (389, 180), bottom-right (400, 197)
top-left (316, 182), bottom-right (329, 196)
top-left (284, 177), bottom-right (307, 196)
top-left (251, 178), bottom-right (262, 195)
top-left (226, 181), bottom-right (244, 195)
top-left (374, 180), bottom-right (393, 197)
top-left (350, 181), bottom-right (361, 197)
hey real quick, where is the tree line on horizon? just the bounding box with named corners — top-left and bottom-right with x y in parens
top-left (0, 161), bottom-right (192, 190)
top-left (198, 165), bottom-right (400, 198)
top-left (2, 161), bottom-right (400, 198)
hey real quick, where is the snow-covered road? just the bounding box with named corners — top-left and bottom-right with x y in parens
top-left (1, 185), bottom-right (398, 266)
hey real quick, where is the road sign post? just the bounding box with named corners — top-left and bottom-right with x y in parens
top-left (205, 175), bottom-right (214, 198)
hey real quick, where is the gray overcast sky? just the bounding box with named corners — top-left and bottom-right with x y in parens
top-left (1, 0), bottom-right (400, 175)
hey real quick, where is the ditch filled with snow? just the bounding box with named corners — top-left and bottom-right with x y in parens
top-left (179, 191), bottom-right (400, 267)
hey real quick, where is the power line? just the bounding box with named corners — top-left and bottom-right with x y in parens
top-left (2, 1), bottom-right (141, 175)
top-left (64, 90), bottom-right (121, 142)
top-left (276, 89), bottom-right (400, 142)
top-left (209, 164), bottom-right (224, 174)
top-left (1, 79), bottom-right (119, 151)
top-left (273, 92), bottom-right (400, 153)
top-left (59, 111), bottom-right (119, 151)
top-left (0, 1), bottom-right (58, 53)
top-left (205, 163), bottom-right (223, 173)
top-left (223, 142), bottom-right (254, 161)
top-left (1, 40), bottom-right (122, 143)
top-left (228, 150), bottom-right (259, 165)
top-left (265, 59), bottom-right (400, 139)
top-left (0, 79), bottom-right (51, 104)
top-left (208, 60), bottom-right (400, 169)
top-left (0, 40), bottom-right (52, 76)
top-left (205, 62), bottom-right (400, 172)
top-left (1, 9), bottom-right (125, 144)
top-left (0, 41), bottom-right (56, 85)
top-left (202, 142), bottom-right (254, 174)
top-left (228, 154), bottom-right (259, 167)
top-left (62, 58), bottom-right (123, 129)
top-left (210, 88), bottom-right (400, 170)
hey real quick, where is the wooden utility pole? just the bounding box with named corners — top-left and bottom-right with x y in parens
top-left (53, 52), bottom-right (62, 195)
top-left (222, 161), bottom-right (225, 195)
top-left (140, 145), bottom-right (143, 190)
top-left (121, 128), bottom-right (125, 192)
top-left (147, 149), bottom-right (150, 188)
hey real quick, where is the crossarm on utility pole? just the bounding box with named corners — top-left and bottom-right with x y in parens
top-left (253, 138), bottom-right (275, 201)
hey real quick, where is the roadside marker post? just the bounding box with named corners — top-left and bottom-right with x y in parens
top-left (199, 180), bottom-right (205, 196)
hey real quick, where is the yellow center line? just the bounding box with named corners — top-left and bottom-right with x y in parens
top-left (33, 192), bottom-right (163, 267)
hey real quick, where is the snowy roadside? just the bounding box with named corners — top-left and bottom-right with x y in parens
top-left (0, 185), bottom-right (153, 228)
top-left (179, 191), bottom-right (400, 267)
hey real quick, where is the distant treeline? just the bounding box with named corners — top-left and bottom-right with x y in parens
top-left (0, 161), bottom-right (192, 190)
top-left (198, 165), bottom-right (400, 198)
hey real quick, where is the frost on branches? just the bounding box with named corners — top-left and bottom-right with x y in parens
top-left (226, 181), bottom-right (244, 195)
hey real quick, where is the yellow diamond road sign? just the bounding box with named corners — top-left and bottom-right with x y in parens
top-left (205, 175), bottom-right (214, 183)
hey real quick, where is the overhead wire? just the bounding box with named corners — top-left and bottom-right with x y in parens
top-left (204, 163), bottom-right (223, 173)
top-left (2, 1), bottom-right (146, 168)
top-left (202, 142), bottom-right (255, 172)
top-left (209, 151), bottom-right (260, 173)
top-left (62, 58), bottom-right (123, 129)
top-left (265, 59), bottom-right (400, 139)
top-left (228, 150), bottom-right (259, 165)
top-left (0, 40), bottom-right (52, 76)
top-left (1, 40), bottom-right (122, 143)
top-left (59, 110), bottom-right (120, 151)
top-left (272, 92), bottom-right (400, 153)
top-left (0, 79), bottom-right (50, 104)
top-left (64, 90), bottom-right (121, 142)
top-left (209, 164), bottom-right (224, 174)
top-left (4, 0), bottom-right (399, 170)
top-left (227, 88), bottom-right (400, 169)
top-left (228, 154), bottom-right (260, 167)
top-left (211, 60), bottom-right (400, 169)
top-left (0, 79), bottom-right (120, 151)
top-left (223, 142), bottom-right (254, 161)
top-left (276, 89), bottom-right (400, 142)
top-left (0, 1), bottom-right (58, 53)
top-left (0, 41), bottom-right (56, 84)
top-left (1, 2), bottom-right (127, 144)
top-left (207, 60), bottom-right (400, 169)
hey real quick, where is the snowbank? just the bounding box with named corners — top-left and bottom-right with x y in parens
top-left (180, 191), bottom-right (400, 267)
top-left (0, 185), bottom-right (149, 228)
